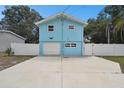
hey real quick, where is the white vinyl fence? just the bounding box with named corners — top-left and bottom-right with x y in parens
top-left (11, 43), bottom-right (124, 56)
top-left (84, 44), bottom-right (124, 56)
top-left (11, 43), bottom-right (39, 55)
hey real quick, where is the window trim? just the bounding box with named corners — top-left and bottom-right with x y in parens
top-left (47, 24), bottom-right (54, 32)
top-left (64, 42), bottom-right (77, 48)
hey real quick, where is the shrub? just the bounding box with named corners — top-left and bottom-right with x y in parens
top-left (5, 48), bottom-right (14, 56)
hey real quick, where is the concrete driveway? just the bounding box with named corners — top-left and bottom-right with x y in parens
top-left (0, 56), bottom-right (124, 88)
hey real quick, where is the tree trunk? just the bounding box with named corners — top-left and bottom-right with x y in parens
top-left (120, 26), bottom-right (123, 43)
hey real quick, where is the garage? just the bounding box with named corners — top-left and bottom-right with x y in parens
top-left (43, 43), bottom-right (60, 55)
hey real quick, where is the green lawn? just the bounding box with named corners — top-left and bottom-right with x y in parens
top-left (102, 56), bottom-right (124, 73)
top-left (102, 56), bottom-right (124, 64)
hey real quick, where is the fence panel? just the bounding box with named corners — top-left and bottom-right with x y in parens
top-left (114, 44), bottom-right (124, 56)
top-left (84, 44), bottom-right (124, 56)
top-left (11, 43), bottom-right (124, 56)
top-left (11, 43), bottom-right (39, 55)
top-left (84, 44), bottom-right (93, 55)
top-left (93, 44), bottom-right (114, 56)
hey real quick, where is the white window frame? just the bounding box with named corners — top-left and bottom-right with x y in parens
top-left (47, 24), bottom-right (54, 32)
top-left (64, 42), bottom-right (77, 48)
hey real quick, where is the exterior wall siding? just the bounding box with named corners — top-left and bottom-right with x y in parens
top-left (0, 32), bottom-right (25, 52)
top-left (63, 19), bottom-right (83, 41)
top-left (39, 18), bottom-right (62, 42)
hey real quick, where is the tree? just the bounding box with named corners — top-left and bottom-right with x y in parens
top-left (85, 5), bottom-right (124, 44)
top-left (114, 9), bottom-right (124, 43)
top-left (1, 5), bottom-right (43, 43)
top-left (104, 5), bottom-right (124, 43)
top-left (84, 18), bottom-right (96, 36)
top-left (84, 11), bottom-right (110, 43)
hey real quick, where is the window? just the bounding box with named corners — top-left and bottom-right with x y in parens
top-left (71, 43), bottom-right (76, 47)
top-left (65, 43), bottom-right (76, 48)
top-left (65, 43), bottom-right (70, 47)
top-left (68, 25), bottom-right (75, 29)
top-left (48, 25), bottom-right (54, 31)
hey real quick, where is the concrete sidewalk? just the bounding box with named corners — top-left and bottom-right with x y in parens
top-left (0, 56), bottom-right (124, 88)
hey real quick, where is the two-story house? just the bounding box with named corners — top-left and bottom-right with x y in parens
top-left (35, 13), bottom-right (87, 57)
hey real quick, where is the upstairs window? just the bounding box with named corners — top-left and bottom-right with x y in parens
top-left (48, 25), bottom-right (54, 31)
top-left (68, 25), bottom-right (75, 30)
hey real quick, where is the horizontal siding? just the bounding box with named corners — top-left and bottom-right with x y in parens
top-left (0, 32), bottom-right (25, 52)
top-left (39, 19), bottom-right (62, 42)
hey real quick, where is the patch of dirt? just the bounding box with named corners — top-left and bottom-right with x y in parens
top-left (0, 53), bottom-right (34, 71)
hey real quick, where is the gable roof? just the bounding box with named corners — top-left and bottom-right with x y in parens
top-left (35, 13), bottom-right (88, 26)
top-left (0, 30), bottom-right (26, 40)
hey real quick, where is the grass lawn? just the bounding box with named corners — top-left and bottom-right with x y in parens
top-left (102, 56), bottom-right (124, 73)
top-left (0, 53), bottom-right (34, 71)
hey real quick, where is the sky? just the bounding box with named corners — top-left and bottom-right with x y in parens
top-left (0, 5), bottom-right (105, 22)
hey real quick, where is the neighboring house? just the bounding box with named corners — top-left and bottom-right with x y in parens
top-left (36, 13), bottom-right (87, 56)
top-left (84, 36), bottom-right (91, 43)
top-left (0, 30), bottom-right (25, 52)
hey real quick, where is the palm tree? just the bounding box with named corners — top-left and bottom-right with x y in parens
top-left (113, 11), bottom-right (124, 43)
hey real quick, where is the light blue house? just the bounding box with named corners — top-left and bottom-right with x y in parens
top-left (36, 13), bottom-right (87, 57)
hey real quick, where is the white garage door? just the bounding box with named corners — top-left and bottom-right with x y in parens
top-left (43, 43), bottom-right (60, 55)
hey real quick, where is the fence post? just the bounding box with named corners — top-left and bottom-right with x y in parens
top-left (113, 44), bottom-right (115, 56)
top-left (92, 44), bottom-right (94, 56)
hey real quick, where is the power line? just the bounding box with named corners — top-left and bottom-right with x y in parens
top-left (69, 6), bottom-right (87, 15)
top-left (62, 6), bottom-right (71, 13)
